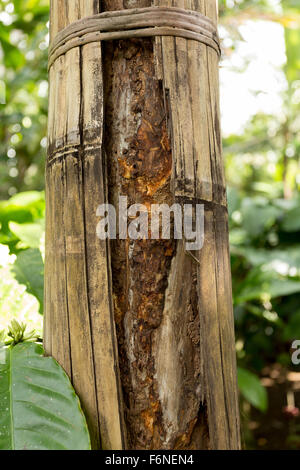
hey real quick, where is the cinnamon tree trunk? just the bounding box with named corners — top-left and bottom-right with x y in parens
top-left (45, 0), bottom-right (241, 450)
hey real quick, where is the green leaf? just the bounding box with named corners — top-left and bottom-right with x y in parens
top-left (229, 228), bottom-right (248, 246)
top-left (236, 246), bottom-right (300, 273)
top-left (281, 206), bottom-right (300, 232)
top-left (283, 311), bottom-right (300, 341)
top-left (240, 198), bottom-right (280, 238)
top-left (234, 266), bottom-right (300, 304)
top-left (8, 191), bottom-right (45, 209)
top-left (238, 367), bottom-right (268, 412)
top-left (9, 221), bottom-right (44, 249)
top-left (11, 249), bottom-right (44, 314)
top-left (0, 342), bottom-right (91, 450)
top-left (0, 192), bottom-right (45, 229)
top-left (236, 277), bottom-right (300, 303)
top-left (0, 203), bottom-right (33, 226)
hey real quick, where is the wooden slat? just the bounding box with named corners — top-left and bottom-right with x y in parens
top-left (63, 151), bottom-right (100, 448)
top-left (214, 206), bottom-right (241, 447)
top-left (81, 39), bottom-right (126, 449)
top-left (65, 47), bottom-right (81, 147)
top-left (153, 0), bottom-right (214, 202)
top-left (197, 209), bottom-right (231, 449)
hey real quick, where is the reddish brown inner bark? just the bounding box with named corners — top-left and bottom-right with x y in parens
top-left (102, 0), bottom-right (209, 450)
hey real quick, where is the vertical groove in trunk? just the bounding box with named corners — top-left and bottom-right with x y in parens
top-left (45, 0), bottom-right (126, 450)
top-left (45, 0), bottom-right (241, 450)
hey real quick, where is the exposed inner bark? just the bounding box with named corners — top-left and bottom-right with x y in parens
top-left (102, 0), bottom-right (209, 450)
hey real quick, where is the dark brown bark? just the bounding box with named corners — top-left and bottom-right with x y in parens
top-left (102, 1), bottom-right (207, 448)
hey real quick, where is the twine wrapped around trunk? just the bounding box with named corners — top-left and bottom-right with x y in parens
top-left (48, 6), bottom-right (221, 70)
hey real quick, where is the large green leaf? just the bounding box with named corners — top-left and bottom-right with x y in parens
top-left (11, 249), bottom-right (44, 313)
top-left (238, 367), bottom-right (268, 412)
top-left (234, 265), bottom-right (300, 304)
top-left (0, 342), bottom-right (91, 450)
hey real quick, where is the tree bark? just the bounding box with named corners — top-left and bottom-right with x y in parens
top-left (45, 0), bottom-right (241, 450)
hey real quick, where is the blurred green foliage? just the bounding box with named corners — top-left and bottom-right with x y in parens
top-left (219, 0), bottom-right (300, 419)
top-left (0, 0), bottom-right (48, 199)
top-left (0, 0), bottom-right (300, 448)
top-left (0, 191), bottom-right (44, 314)
top-left (0, 0), bottom-right (48, 335)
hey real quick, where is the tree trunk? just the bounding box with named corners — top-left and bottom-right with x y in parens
top-left (45, 0), bottom-right (241, 450)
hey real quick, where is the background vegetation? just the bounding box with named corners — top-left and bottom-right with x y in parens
top-left (0, 0), bottom-right (299, 449)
